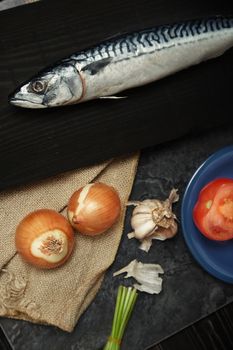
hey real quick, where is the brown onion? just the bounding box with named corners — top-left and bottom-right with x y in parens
top-left (15, 209), bottom-right (75, 269)
top-left (67, 182), bottom-right (121, 236)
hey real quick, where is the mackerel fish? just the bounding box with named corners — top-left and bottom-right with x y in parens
top-left (9, 16), bottom-right (233, 108)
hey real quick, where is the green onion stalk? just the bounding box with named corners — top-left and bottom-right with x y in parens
top-left (103, 285), bottom-right (138, 350)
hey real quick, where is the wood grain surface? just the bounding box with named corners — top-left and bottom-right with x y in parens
top-left (0, 0), bottom-right (232, 190)
top-left (0, 0), bottom-right (36, 11)
top-left (151, 302), bottom-right (233, 350)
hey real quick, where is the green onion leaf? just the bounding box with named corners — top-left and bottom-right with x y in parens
top-left (104, 286), bottom-right (138, 350)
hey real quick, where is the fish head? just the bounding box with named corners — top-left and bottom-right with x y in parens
top-left (9, 62), bottom-right (84, 108)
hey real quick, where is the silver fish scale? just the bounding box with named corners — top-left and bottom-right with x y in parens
top-left (10, 15), bottom-right (233, 108)
top-left (70, 16), bottom-right (233, 65)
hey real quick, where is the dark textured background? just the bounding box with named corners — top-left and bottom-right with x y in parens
top-left (1, 0), bottom-right (233, 349)
top-left (1, 125), bottom-right (233, 350)
top-left (0, 0), bottom-right (232, 190)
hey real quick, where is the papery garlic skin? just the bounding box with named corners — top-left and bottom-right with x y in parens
top-left (127, 189), bottom-right (179, 252)
top-left (30, 230), bottom-right (68, 263)
top-left (114, 259), bottom-right (164, 295)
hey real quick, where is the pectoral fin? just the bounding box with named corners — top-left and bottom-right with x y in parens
top-left (99, 96), bottom-right (127, 99)
top-left (81, 58), bottom-right (113, 75)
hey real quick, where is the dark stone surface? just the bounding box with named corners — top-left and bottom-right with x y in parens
top-left (1, 125), bottom-right (233, 350)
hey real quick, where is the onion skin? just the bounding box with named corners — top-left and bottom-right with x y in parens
top-left (15, 209), bottom-right (75, 269)
top-left (67, 183), bottom-right (121, 236)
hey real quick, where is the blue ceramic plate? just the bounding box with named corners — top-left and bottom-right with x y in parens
top-left (181, 145), bottom-right (233, 284)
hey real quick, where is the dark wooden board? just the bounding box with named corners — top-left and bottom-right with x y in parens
top-left (151, 302), bottom-right (233, 350)
top-left (0, 0), bottom-right (233, 190)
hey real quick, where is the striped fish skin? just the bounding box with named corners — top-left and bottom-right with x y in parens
top-left (9, 16), bottom-right (233, 108)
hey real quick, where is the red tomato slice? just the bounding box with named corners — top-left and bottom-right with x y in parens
top-left (193, 178), bottom-right (233, 240)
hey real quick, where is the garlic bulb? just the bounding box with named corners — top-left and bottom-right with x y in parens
top-left (127, 189), bottom-right (179, 252)
top-left (113, 259), bottom-right (164, 294)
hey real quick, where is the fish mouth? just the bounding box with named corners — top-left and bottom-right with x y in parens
top-left (9, 97), bottom-right (47, 109)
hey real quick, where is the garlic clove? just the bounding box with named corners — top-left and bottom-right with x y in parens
top-left (131, 204), bottom-right (152, 215)
top-left (131, 213), bottom-right (154, 228)
top-left (139, 222), bottom-right (178, 251)
top-left (133, 219), bottom-right (156, 239)
top-left (151, 221), bottom-right (178, 240)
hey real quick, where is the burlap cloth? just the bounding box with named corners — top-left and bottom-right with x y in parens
top-left (0, 154), bottom-right (139, 331)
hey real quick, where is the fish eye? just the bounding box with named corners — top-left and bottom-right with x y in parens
top-left (30, 80), bottom-right (47, 94)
